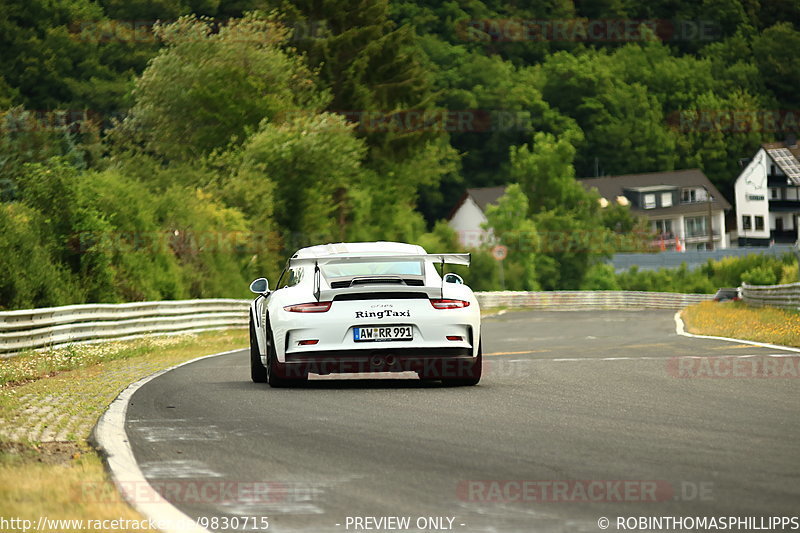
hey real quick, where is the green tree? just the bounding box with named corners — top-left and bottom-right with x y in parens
top-left (509, 128), bottom-right (592, 216)
top-left (279, 0), bottom-right (438, 161)
top-left (235, 112), bottom-right (367, 248)
top-left (0, 203), bottom-right (82, 309)
top-left (0, 0), bottom-right (153, 115)
top-left (417, 37), bottom-right (569, 222)
top-left (0, 107), bottom-right (97, 187)
top-left (153, 186), bottom-right (251, 298)
top-left (114, 13), bottom-right (326, 160)
top-left (579, 82), bottom-right (677, 175)
top-left (483, 184), bottom-right (539, 290)
top-left (580, 263), bottom-right (621, 291)
top-left (275, 0), bottom-right (459, 233)
top-left (753, 23), bottom-right (800, 108)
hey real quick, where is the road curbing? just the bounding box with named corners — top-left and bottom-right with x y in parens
top-left (91, 348), bottom-right (245, 533)
top-left (673, 311), bottom-right (800, 353)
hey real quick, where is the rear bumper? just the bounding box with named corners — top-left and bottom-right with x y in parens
top-left (270, 298), bottom-right (481, 361)
top-left (280, 347), bottom-right (476, 377)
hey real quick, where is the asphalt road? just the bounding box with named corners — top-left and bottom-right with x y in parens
top-left (126, 310), bottom-right (800, 533)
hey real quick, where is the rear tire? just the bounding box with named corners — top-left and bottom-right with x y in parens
top-left (250, 317), bottom-right (268, 383)
top-left (443, 342), bottom-right (482, 386)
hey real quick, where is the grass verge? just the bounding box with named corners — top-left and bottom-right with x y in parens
top-left (681, 301), bottom-right (800, 347)
top-left (0, 329), bottom-right (248, 530)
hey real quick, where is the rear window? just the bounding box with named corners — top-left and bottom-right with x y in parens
top-left (322, 261), bottom-right (423, 278)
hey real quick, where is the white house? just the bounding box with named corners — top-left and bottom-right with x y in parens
top-left (447, 186), bottom-right (506, 248)
top-left (580, 169), bottom-right (730, 250)
top-left (734, 140), bottom-right (800, 246)
top-left (449, 170), bottom-right (731, 251)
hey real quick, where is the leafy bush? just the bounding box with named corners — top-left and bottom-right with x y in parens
top-left (581, 263), bottom-right (621, 291)
top-left (779, 263), bottom-right (799, 284)
top-left (741, 266), bottom-right (778, 286)
top-left (699, 253), bottom-right (790, 287)
top-left (614, 254), bottom-right (796, 294)
top-left (0, 203), bottom-right (82, 309)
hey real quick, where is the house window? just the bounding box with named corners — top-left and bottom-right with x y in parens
top-left (755, 216), bottom-right (765, 231)
top-left (643, 194), bottom-right (656, 209)
top-left (681, 188), bottom-right (708, 203)
top-left (742, 215), bottom-right (752, 230)
top-left (770, 188), bottom-right (779, 199)
top-left (661, 192), bottom-right (673, 207)
top-left (685, 216), bottom-right (708, 238)
top-left (653, 219), bottom-right (673, 235)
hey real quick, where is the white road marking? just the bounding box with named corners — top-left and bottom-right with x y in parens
top-left (140, 460), bottom-right (223, 479)
top-left (485, 350), bottom-right (551, 356)
top-left (517, 354), bottom-right (796, 363)
top-left (133, 425), bottom-right (223, 443)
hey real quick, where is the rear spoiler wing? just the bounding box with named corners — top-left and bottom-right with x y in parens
top-left (285, 253), bottom-right (471, 302)
top-left (287, 253), bottom-right (471, 268)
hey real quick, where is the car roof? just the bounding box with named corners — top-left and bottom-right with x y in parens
top-left (292, 241), bottom-right (427, 259)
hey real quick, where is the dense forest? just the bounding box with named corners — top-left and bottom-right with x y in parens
top-left (1, 0), bottom-right (799, 309)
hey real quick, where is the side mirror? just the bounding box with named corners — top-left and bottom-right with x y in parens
top-left (249, 277), bottom-right (269, 294)
top-left (443, 273), bottom-right (464, 285)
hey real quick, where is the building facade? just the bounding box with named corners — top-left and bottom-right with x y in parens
top-left (581, 169), bottom-right (730, 250)
top-left (447, 186), bottom-right (506, 248)
top-left (734, 141), bottom-right (800, 246)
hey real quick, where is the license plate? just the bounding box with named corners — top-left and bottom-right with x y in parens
top-left (353, 325), bottom-right (413, 342)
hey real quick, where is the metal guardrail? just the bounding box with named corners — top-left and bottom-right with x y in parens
top-left (0, 291), bottom-right (715, 356)
top-left (741, 282), bottom-right (800, 310)
top-left (476, 291), bottom-right (713, 310)
top-left (0, 299), bottom-right (249, 356)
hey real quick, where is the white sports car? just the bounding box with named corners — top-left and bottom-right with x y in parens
top-left (248, 241), bottom-right (482, 387)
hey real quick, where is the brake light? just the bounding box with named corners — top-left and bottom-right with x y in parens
top-left (430, 299), bottom-right (470, 309)
top-left (283, 301), bottom-right (332, 313)
top-left (298, 339), bottom-right (319, 345)
top-left (446, 335), bottom-right (463, 341)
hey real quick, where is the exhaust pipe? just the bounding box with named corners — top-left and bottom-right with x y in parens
top-left (384, 354), bottom-right (396, 366)
top-left (370, 355), bottom-right (384, 368)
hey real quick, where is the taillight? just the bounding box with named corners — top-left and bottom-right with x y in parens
top-left (430, 299), bottom-right (470, 309)
top-left (283, 301), bottom-right (332, 313)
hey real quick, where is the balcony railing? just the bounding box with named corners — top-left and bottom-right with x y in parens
top-left (684, 230), bottom-right (722, 240)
